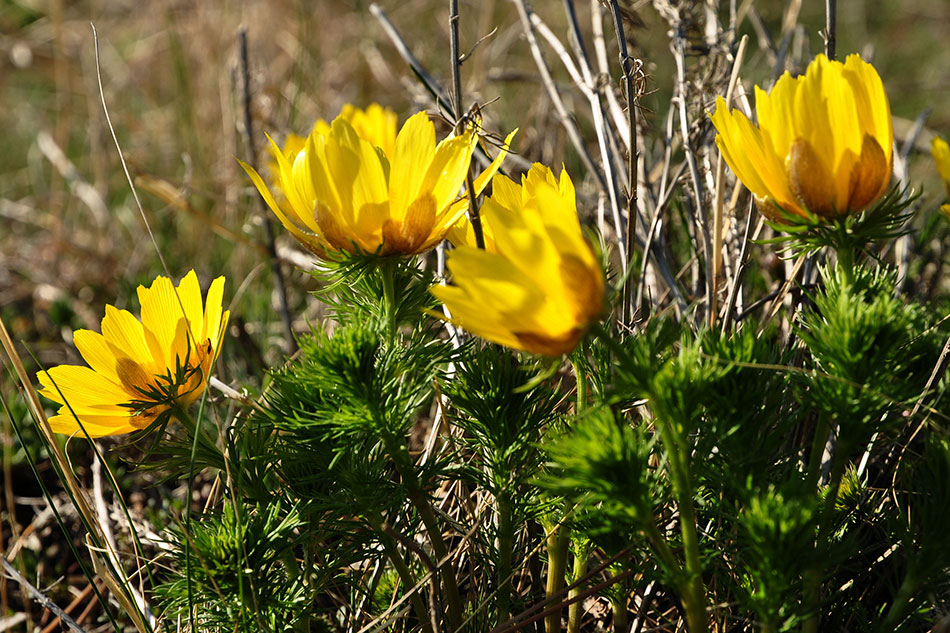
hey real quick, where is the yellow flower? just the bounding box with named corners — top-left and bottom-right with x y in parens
top-left (36, 271), bottom-right (229, 437)
top-left (931, 136), bottom-right (950, 197)
top-left (444, 128), bottom-right (519, 248)
top-left (432, 164), bottom-right (604, 356)
top-left (313, 103), bottom-right (398, 160)
top-left (242, 104), bottom-right (481, 256)
top-left (711, 54), bottom-right (893, 221)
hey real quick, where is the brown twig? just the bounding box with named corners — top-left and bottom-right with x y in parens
top-left (710, 34), bottom-right (749, 328)
top-left (510, 0), bottom-right (619, 247)
top-left (824, 0), bottom-right (837, 60)
top-left (449, 0), bottom-right (486, 250)
top-left (605, 0), bottom-right (640, 325)
top-left (1, 560), bottom-right (88, 633)
top-left (237, 27), bottom-right (297, 354)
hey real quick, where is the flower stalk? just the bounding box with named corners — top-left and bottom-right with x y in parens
top-left (380, 260), bottom-right (398, 343)
top-left (372, 512), bottom-right (436, 633)
top-left (543, 516), bottom-right (571, 633)
top-left (567, 538), bottom-right (592, 633)
top-left (656, 418), bottom-right (708, 633)
top-left (495, 491), bottom-right (515, 624)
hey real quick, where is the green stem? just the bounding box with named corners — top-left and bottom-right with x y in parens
top-left (656, 419), bottom-right (708, 633)
top-left (375, 521), bottom-right (435, 633)
top-left (881, 566), bottom-right (919, 631)
top-left (388, 444), bottom-right (463, 632)
top-left (565, 358), bottom-right (589, 633)
top-left (571, 357), bottom-right (588, 414)
top-left (567, 539), bottom-right (592, 633)
top-left (608, 577), bottom-right (629, 633)
top-left (380, 259), bottom-right (398, 343)
top-left (496, 492), bottom-right (515, 625)
top-left (543, 518), bottom-right (571, 633)
top-left (802, 445), bottom-right (849, 633)
top-left (172, 404), bottom-right (203, 633)
top-left (834, 233), bottom-right (855, 288)
top-left (589, 323), bottom-right (706, 630)
top-left (641, 516), bottom-right (683, 575)
top-left (412, 492), bottom-right (464, 632)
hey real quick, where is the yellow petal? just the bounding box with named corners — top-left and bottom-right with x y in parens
top-left (430, 283), bottom-right (525, 351)
top-left (842, 54), bottom-right (893, 165)
top-left (845, 134), bottom-right (890, 212)
top-left (931, 137), bottom-right (950, 187)
top-left (342, 103), bottom-right (398, 159)
top-left (382, 192), bottom-right (437, 255)
top-left (37, 364), bottom-right (131, 409)
top-left (423, 129), bottom-right (477, 216)
top-left (388, 111), bottom-right (436, 223)
top-left (137, 275), bottom-right (178, 367)
top-left (490, 172), bottom-right (523, 213)
top-left (272, 135), bottom-right (321, 233)
top-left (788, 137), bottom-right (837, 216)
top-left (472, 129), bottom-right (519, 197)
top-left (433, 162), bottom-right (602, 356)
top-left (307, 133), bottom-right (349, 234)
top-left (101, 305), bottom-right (155, 371)
top-left (754, 74), bottom-right (799, 160)
top-left (238, 156), bottom-right (326, 255)
top-left (175, 270), bottom-right (204, 344)
top-left (711, 97), bottom-right (792, 210)
top-left (325, 118), bottom-right (391, 250)
top-left (202, 276), bottom-right (226, 346)
top-left (46, 413), bottom-right (142, 438)
top-left (72, 329), bottom-right (121, 384)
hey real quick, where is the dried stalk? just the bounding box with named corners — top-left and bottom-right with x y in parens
top-left (238, 27), bottom-right (298, 354)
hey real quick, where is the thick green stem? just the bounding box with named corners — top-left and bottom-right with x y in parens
top-left (378, 526), bottom-right (435, 633)
top-left (657, 421), bottom-right (708, 633)
top-left (380, 260), bottom-right (398, 342)
top-left (567, 539), bottom-right (591, 633)
top-left (641, 516), bottom-right (683, 575)
top-left (380, 428), bottom-right (464, 631)
top-left (571, 357), bottom-right (588, 414)
top-left (544, 519), bottom-right (571, 633)
top-left (608, 581), bottom-right (629, 633)
top-left (834, 233), bottom-right (855, 289)
top-left (881, 567), bottom-right (919, 631)
top-left (590, 323), bottom-right (706, 631)
top-left (496, 492), bottom-right (515, 625)
top-left (802, 445), bottom-right (849, 633)
top-left (403, 469), bottom-right (464, 632)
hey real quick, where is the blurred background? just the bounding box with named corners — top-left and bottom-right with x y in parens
top-left (1, 0), bottom-right (949, 629)
top-left (1, 0), bottom-right (948, 367)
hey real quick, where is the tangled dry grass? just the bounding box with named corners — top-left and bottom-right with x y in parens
top-left (2, 0), bottom-right (950, 631)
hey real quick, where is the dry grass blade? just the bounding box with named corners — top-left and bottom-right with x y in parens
top-left (0, 316), bottom-right (154, 633)
top-left (710, 33), bottom-right (749, 327)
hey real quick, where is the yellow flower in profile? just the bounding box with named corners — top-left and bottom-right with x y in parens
top-left (444, 128), bottom-right (519, 247)
top-left (36, 271), bottom-right (229, 437)
top-left (711, 54), bottom-right (893, 221)
top-left (432, 164), bottom-right (604, 356)
top-left (933, 137), bottom-right (950, 221)
top-left (242, 104), bottom-right (484, 256)
top-left (932, 137), bottom-right (950, 194)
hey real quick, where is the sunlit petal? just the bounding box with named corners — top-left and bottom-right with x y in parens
top-left (36, 271), bottom-right (229, 437)
top-left (711, 54), bottom-right (892, 222)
